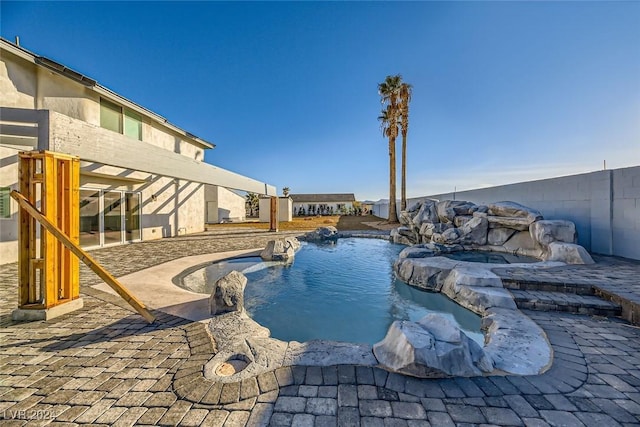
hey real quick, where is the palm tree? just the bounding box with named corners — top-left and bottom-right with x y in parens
top-left (282, 187), bottom-right (290, 197)
top-left (246, 192), bottom-right (259, 217)
top-left (377, 105), bottom-right (400, 223)
top-left (378, 75), bottom-right (402, 223)
top-left (399, 82), bottom-right (412, 211)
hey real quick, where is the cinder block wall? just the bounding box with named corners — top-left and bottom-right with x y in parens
top-left (611, 167), bottom-right (640, 259)
top-left (376, 166), bottom-right (640, 260)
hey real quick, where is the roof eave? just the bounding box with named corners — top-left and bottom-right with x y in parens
top-left (0, 37), bottom-right (215, 150)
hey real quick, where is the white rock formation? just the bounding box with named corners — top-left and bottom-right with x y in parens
top-left (488, 201), bottom-right (543, 223)
top-left (544, 241), bottom-right (594, 264)
top-left (483, 307), bottom-right (553, 375)
top-left (373, 314), bottom-right (493, 378)
top-left (304, 226), bottom-right (339, 241)
top-left (260, 237), bottom-right (301, 261)
top-left (530, 220), bottom-right (577, 247)
top-left (388, 256), bottom-right (556, 376)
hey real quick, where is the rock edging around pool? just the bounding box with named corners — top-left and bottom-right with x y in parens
top-left (204, 260), bottom-right (555, 383)
top-left (391, 254), bottom-right (559, 377)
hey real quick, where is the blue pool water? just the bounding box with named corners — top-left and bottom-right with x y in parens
top-left (183, 238), bottom-right (483, 345)
top-left (442, 251), bottom-right (539, 264)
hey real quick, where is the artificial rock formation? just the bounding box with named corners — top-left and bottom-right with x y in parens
top-left (386, 218), bottom-right (569, 378)
top-left (393, 199), bottom-right (593, 264)
top-left (373, 314), bottom-right (493, 378)
top-left (209, 270), bottom-right (247, 315)
top-left (304, 226), bottom-right (339, 242)
top-left (260, 237), bottom-right (301, 261)
top-left (387, 253), bottom-right (556, 376)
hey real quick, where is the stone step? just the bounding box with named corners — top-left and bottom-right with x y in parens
top-left (501, 278), bottom-right (594, 295)
top-left (510, 289), bottom-right (622, 317)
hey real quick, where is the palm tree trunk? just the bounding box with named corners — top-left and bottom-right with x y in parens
top-left (388, 136), bottom-right (399, 223)
top-left (401, 131), bottom-right (407, 211)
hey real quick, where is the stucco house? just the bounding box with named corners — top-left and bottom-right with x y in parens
top-left (0, 38), bottom-right (275, 264)
top-left (290, 193), bottom-right (356, 216)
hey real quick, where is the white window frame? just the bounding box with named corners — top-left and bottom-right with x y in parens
top-left (100, 98), bottom-right (143, 141)
top-left (80, 187), bottom-right (142, 249)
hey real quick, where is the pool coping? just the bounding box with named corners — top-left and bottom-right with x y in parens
top-left (91, 248), bottom-right (263, 323)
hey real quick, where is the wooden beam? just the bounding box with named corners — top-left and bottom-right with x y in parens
top-left (11, 190), bottom-right (155, 323)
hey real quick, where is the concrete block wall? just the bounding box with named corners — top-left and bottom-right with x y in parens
top-left (374, 166), bottom-right (640, 260)
top-left (612, 167), bottom-right (640, 259)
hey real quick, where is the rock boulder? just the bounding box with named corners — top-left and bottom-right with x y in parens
top-left (530, 220), bottom-right (577, 247)
top-left (487, 227), bottom-right (517, 246)
top-left (412, 200), bottom-right (439, 229)
top-left (458, 216), bottom-right (488, 245)
top-left (483, 307), bottom-right (552, 375)
top-left (391, 227), bottom-right (417, 245)
top-left (436, 200), bottom-right (478, 223)
top-left (305, 226), bottom-right (339, 242)
top-left (419, 222), bottom-right (452, 239)
top-left (488, 201), bottom-right (543, 223)
top-left (433, 228), bottom-right (462, 244)
top-left (209, 271), bottom-right (247, 315)
top-left (544, 242), bottom-right (594, 264)
top-left (260, 237), bottom-right (300, 261)
top-left (373, 314), bottom-right (493, 378)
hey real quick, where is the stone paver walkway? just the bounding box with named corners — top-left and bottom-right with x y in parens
top-left (1, 229), bottom-right (640, 426)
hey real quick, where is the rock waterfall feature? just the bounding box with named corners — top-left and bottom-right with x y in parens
top-left (391, 199), bottom-right (593, 265)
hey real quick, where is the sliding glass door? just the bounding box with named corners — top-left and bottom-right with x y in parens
top-left (79, 188), bottom-right (141, 248)
top-left (103, 191), bottom-right (123, 245)
top-left (125, 192), bottom-right (141, 242)
top-left (79, 190), bottom-right (100, 247)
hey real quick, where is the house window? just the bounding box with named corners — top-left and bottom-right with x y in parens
top-left (100, 98), bottom-right (122, 133)
top-left (124, 110), bottom-right (142, 140)
top-left (100, 98), bottom-right (142, 140)
top-left (0, 187), bottom-right (11, 219)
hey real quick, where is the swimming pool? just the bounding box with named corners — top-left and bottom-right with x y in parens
top-left (180, 238), bottom-right (483, 345)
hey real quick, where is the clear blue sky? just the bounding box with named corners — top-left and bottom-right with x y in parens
top-left (3, 1), bottom-right (639, 200)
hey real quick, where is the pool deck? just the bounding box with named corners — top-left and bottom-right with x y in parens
top-left (1, 228), bottom-right (640, 426)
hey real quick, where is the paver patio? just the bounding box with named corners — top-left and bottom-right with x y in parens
top-left (1, 228), bottom-right (639, 426)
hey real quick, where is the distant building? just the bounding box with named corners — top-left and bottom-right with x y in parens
top-left (290, 193), bottom-right (356, 216)
top-left (360, 200), bottom-right (376, 214)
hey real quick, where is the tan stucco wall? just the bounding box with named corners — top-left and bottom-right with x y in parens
top-left (0, 146), bottom-right (20, 264)
top-left (259, 197), bottom-right (292, 222)
top-left (0, 51), bottom-right (36, 108)
top-left (80, 164), bottom-right (205, 241)
top-left (204, 185), bottom-right (246, 223)
top-left (36, 67), bottom-right (95, 122)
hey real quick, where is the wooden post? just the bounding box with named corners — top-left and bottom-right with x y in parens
top-left (17, 151), bottom-right (80, 310)
top-left (269, 196), bottom-right (278, 232)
